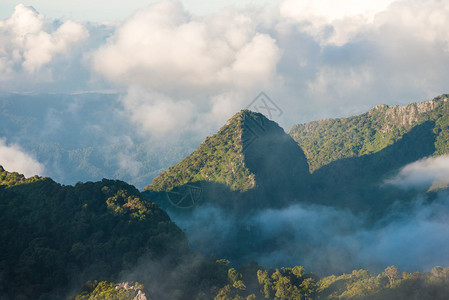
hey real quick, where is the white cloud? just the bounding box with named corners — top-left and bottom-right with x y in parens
top-left (386, 155), bottom-right (449, 189)
top-left (174, 193), bottom-right (449, 274)
top-left (92, 0), bottom-right (280, 92)
top-left (120, 86), bottom-right (196, 138)
top-left (272, 0), bottom-right (449, 125)
top-left (278, 0), bottom-right (449, 48)
top-left (280, 0), bottom-right (394, 22)
top-left (0, 4), bottom-right (89, 78)
top-left (279, 0), bottom-right (395, 45)
top-left (0, 138), bottom-right (45, 177)
top-left (22, 20), bottom-right (88, 73)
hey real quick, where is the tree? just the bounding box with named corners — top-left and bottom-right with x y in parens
top-left (384, 266), bottom-right (400, 287)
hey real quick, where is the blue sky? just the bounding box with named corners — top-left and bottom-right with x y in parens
top-left (0, 0), bottom-right (280, 21)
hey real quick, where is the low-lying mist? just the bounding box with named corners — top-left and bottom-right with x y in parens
top-left (168, 190), bottom-right (449, 275)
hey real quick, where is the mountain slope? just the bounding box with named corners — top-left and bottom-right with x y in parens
top-left (0, 166), bottom-right (188, 299)
top-left (145, 110), bottom-right (310, 194)
top-left (289, 94), bottom-right (449, 172)
top-left (308, 121), bottom-right (437, 215)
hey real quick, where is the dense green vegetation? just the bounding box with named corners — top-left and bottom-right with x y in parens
top-left (0, 167), bottom-right (187, 299)
top-left (147, 96), bottom-right (449, 214)
top-left (289, 94), bottom-right (449, 172)
top-left (146, 110), bottom-right (310, 204)
top-left (74, 263), bottom-right (449, 300)
top-left (73, 281), bottom-right (148, 300)
top-left (0, 165), bottom-right (42, 187)
top-left (307, 120), bottom-right (438, 215)
top-left (146, 101), bottom-right (444, 215)
top-left (316, 266), bottom-right (449, 299)
top-left (146, 110), bottom-right (256, 192)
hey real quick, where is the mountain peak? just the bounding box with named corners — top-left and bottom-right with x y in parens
top-left (146, 110), bottom-right (257, 192)
top-left (145, 109), bottom-right (310, 194)
top-left (224, 109), bottom-right (265, 125)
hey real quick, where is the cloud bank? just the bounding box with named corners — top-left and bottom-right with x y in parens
top-left (91, 0), bottom-right (449, 137)
top-left (2, 0), bottom-right (449, 138)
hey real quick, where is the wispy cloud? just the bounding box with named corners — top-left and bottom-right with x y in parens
top-left (386, 155), bottom-right (449, 189)
top-left (174, 192), bottom-right (449, 274)
top-left (0, 137), bottom-right (45, 177)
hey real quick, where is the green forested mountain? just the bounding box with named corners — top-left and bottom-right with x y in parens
top-left (0, 166), bottom-right (188, 299)
top-left (146, 110), bottom-right (257, 192)
top-left (285, 95), bottom-right (449, 215)
top-left (145, 98), bottom-right (449, 214)
top-left (145, 110), bottom-right (310, 208)
top-left (4, 163), bottom-right (448, 299)
top-left (289, 94), bottom-right (449, 172)
top-left (146, 110), bottom-right (309, 193)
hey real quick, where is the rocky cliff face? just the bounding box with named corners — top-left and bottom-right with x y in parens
top-left (369, 95), bottom-right (448, 129)
top-left (116, 282), bottom-right (149, 300)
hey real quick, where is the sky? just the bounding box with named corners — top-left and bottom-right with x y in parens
top-left (1, 0), bottom-right (449, 177)
top-left (0, 0), bottom-right (280, 21)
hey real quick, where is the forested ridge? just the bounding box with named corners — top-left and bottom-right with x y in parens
top-left (289, 94), bottom-right (449, 172)
top-left (0, 166), bottom-right (188, 299)
top-left (146, 110), bottom-right (256, 192)
top-left (145, 98), bottom-right (448, 217)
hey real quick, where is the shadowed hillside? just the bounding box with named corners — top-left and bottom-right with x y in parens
top-left (309, 121), bottom-right (437, 216)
